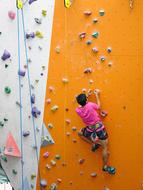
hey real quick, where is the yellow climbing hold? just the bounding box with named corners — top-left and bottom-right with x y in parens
top-left (42, 10), bottom-right (47, 17)
top-left (35, 31), bottom-right (44, 38)
top-left (16, 0), bottom-right (23, 9)
top-left (64, 0), bottom-right (71, 8)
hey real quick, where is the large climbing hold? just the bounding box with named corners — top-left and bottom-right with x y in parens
top-left (1, 50), bottom-right (11, 61)
top-left (40, 179), bottom-right (47, 188)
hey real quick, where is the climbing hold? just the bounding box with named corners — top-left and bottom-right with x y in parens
top-left (5, 64), bottom-right (9, 68)
top-left (1, 155), bottom-right (7, 162)
top-left (46, 164), bottom-right (51, 170)
top-left (93, 18), bottom-right (98, 23)
top-left (84, 68), bottom-right (92, 74)
top-left (90, 172), bottom-right (97, 177)
top-left (16, 101), bottom-right (22, 108)
top-left (16, 0), bottom-right (23, 9)
top-left (49, 86), bottom-right (54, 92)
top-left (4, 118), bottom-right (8, 122)
top-left (34, 18), bottom-right (42, 24)
top-left (66, 132), bottom-right (71, 136)
top-left (31, 94), bottom-right (35, 104)
top-left (50, 160), bottom-right (56, 166)
top-left (51, 105), bottom-right (59, 112)
top-left (28, 46), bottom-right (32, 50)
top-left (28, 0), bottom-right (37, 5)
top-left (100, 56), bottom-right (106, 62)
top-left (65, 119), bottom-right (71, 124)
top-left (82, 88), bottom-right (86, 93)
top-left (86, 40), bottom-right (92, 45)
top-left (108, 62), bottom-right (113, 67)
top-left (65, 108), bottom-right (69, 112)
top-left (92, 47), bottom-right (98, 53)
top-left (31, 174), bottom-right (36, 180)
top-left (92, 32), bottom-right (99, 38)
top-left (35, 79), bottom-right (39, 83)
top-left (72, 126), bottom-right (77, 131)
top-left (72, 139), bottom-right (77, 143)
top-left (79, 158), bottom-right (85, 164)
top-left (23, 131), bottom-right (30, 137)
top-left (40, 179), bottom-right (47, 188)
top-left (35, 31), bottom-right (43, 38)
top-left (0, 121), bottom-right (4, 127)
top-left (55, 154), bottom-right (61, 160)
top-left (57, 178), bottom-right (62, 183)
top-left (32, 145), bottom-right (37, 149)
top-left (84, 10), bottom-right (92, 16)
top-left (31, 107), bottom-right (41, 118)
top-left (89, 79), bottom-right (94, 84)
top-left (69, 181), bottom-right (73, 185)
top-left (38, 46), bottom-right (42, 50)
top-left (12, 169), bottom-right (17, 175)
top-left (107, 47), bottom-right (112, 53)
top-left (55, 46), bottom-right (61, 53)
top-left (26, 32), bottom-right (35, 39)
top-left (103, 187), bottom-right (110, 190)
top-left (80, 171), bottom-right (84, 176)
top-left (42, 10), bottom-right (47, 17)
top-left (48, 123), bottom-right (53, 129)
top-left (1, 50), bottom-right (11, 61)
top-left (18, 70), bottom-right (26, 77)
top-left (46, 98), bottom-right (51, 104)
top-left (79, 32), bottom-right (86, 39)
top-left (99, 9), bottom-right (105, 16)
top-left (8, 11), bottom-right (16, 20)
top-left (4, 87), bottom-right (11, 94)
top-left (50, 183), bottom-right (57, 190)
top-left (100, 110), bottom-right (108, 117)
top-left (62, 78), bottom-right (69, 83)
top-left (43, 152), bottom-right (49, 158)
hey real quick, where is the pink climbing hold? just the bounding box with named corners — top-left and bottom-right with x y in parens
top-left (43, 152), bottom-right (49, 158)
top-left (57, 178), bottom-right (62, 183)
top-left (46, 98), bottom-right (51, 104)
top-left (65, 119), bottom-right (71, 124)
top-left (84, 10), bottom-right (92, 16)
top-left (49, 86), bottom-right (54, 92)
top-left (79, 32), bottom-right (86, 39)
top-left (8, 11), bottom-right (16, 20)
top-left (92, 47), bottom-right (98, 53)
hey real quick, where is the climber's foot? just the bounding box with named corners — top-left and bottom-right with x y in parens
top-left (102, 165), bottom-right (116, 175)
top-left (91, 144), bottom-right (101, 152)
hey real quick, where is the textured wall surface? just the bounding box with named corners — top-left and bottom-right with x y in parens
top-left (39, 0), bottom-right (143, 190)
top-left (0, 0), bottom-right (55, 189)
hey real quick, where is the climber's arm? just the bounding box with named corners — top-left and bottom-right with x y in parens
top-left (94, 89), bottom-right (101, 109)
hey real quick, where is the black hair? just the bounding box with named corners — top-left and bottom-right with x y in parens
top-left (76, 94), bottom-right (87, 106)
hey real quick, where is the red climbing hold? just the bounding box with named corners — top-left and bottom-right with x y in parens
top-left (4, 132), bottom-right (21, 157)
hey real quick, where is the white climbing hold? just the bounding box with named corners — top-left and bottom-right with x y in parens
top-left (62, 78), bottom-right (69, 83)
top-left (99, 9), bottom-right (105, 16)
top-left (40, 179), bottom-right (47, 188)
top-left (66, 132), bottom-right (71, 136)
top-left (65, 119), bottom-right (71, 124)
top-left (55, 45), bottom-right (61, 53)
top-left (51, 105), bottom-right (59, 112)
top-left (46, 164), bottom-right (51, 170)
top-left (50, 160), bottom-right (56, 166)
top-left (89, 79), bottom-right (94, 84)
top-left (90, 172), bottom-right (97, 177)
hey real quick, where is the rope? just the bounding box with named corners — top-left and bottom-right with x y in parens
top-left (16, 7), bottom-right (24, 190)
top-left (21, 8), bottom-right (42, 188)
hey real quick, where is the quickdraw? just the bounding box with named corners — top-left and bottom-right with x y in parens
top-left (16, 0), bottom-right (23, 9)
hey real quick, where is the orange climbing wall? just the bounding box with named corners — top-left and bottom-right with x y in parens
top-left (38, 0), bottom-right (143, 189)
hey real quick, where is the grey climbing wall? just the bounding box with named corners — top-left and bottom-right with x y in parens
top-left (0, 0), bottom-right (55, 189)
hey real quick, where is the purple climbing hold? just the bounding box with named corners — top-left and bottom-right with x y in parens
top-left (31, 107), bottom-right (41, 118)
top-left (26, 32), bottom-right (35, 39)
top-left (40, 179), bottom-right (47, 188)
top-left (1, 50), bottom-right (11, 61)
top-left (29, 0), bottom-right (37, 5)
top-left (23, 131), bottom-right (30, 137)
top-left (18, 70), bottom-right (26, 77)
top-left (31, 94), bottom-right (35, 104)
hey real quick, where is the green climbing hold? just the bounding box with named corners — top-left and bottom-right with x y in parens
top-left (55, 154), bottom-right (61, 160)
top-left (31, 174), bottom-right (36, 180)
top-left (0, 121), bottom-right (4, 127)
top-left (99, 9), bottom-right (105, 16)
top-left (4, 87), bottom-right (11, 94)
top-left (92, 32), bottom-right (99, 38)
top-left (1, 155), bottom-right (7, 162)
top-left (4, 118), bottom-right (8, 122)
top-left (12, 169), bottom-right (17, 175)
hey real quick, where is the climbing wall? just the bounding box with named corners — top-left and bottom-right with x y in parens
top-left (0, 0), bottom-right (55, 189)
top-left (39, 0), bottom-right (143, 190)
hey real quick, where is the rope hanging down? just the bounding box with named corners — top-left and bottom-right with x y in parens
top-left (16, 1), bottom-right (42, 189)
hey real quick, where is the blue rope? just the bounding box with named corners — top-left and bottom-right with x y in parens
top-left (16, 8), bottom-right (24, 190)
top-left (21, 9), bottom-right (42, 183)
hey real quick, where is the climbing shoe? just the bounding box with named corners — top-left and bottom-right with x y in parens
top-left (102, 165), bottom-right (116, 175)
top-left (91, 144), bottom-right (100, 152)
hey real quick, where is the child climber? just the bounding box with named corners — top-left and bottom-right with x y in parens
top-left (75, 89), bottom-right (116, 174)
